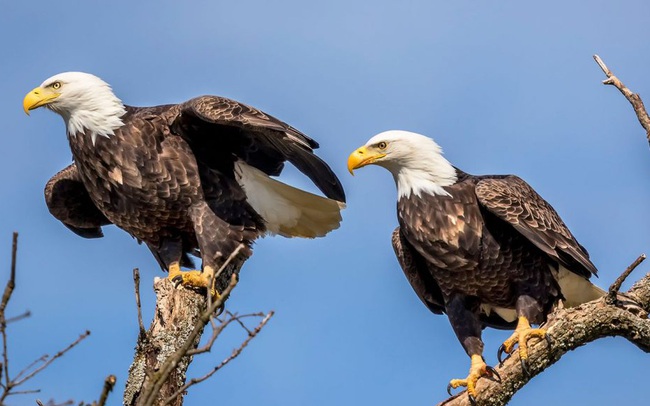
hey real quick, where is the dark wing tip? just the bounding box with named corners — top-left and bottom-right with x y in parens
top-left (65, 225), bottom-right (105, 239)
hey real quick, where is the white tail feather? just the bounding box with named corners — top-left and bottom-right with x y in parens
top-left (234, 161), bottom-right (345, 238)
top-left (480, 304), bottom-right (517, 323)
top-left (554, 265), bottom-right (606, 307)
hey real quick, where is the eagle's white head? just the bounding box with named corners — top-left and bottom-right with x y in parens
top-left (23, 72), bottom-right (126, 143)
top-left (347, 130), bottom-right (457, 198)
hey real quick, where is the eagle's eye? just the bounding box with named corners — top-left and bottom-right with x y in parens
top-left (377, 141), bottom-right (387, 150)
top-left (51, 81), bottom-right (62, 90)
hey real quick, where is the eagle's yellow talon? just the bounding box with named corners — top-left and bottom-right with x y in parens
top-left (446, 354), bottom-right (497, 401)
top-left (497, 316), bottom-right (548, 368)
top-left (167, 263), bottom-right (221, 299)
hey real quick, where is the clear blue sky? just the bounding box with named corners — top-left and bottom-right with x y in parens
top-left (1, 1), bottom-right (649, 405)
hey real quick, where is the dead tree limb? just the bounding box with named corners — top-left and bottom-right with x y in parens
top-left (438, 256), bottom-right (650, 406)
top-left (124, 245), bottom-right (273, 406)
top-left (593, 54), bottom-right (650, 146)
top-left (94, 375), bottom-right (117, 406)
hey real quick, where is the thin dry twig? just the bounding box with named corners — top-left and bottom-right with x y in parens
top-left (1, 233), bottom-right (19, 392)
top-left (132, 268), bottom-right (146, 340)
top-left (5, 310), bottom-right (31, 324)
top-left (607, 253), bottom-right (646, 304)
top-left (228, 310), bottom-right (254, 335)
top-left (95, 374), bottom-right (117, 406)
top-left (593, 54), bottom-right (650, 145)
top-left (163, 310), bottom-right (274, 405)
top-left (13, 331), bottom-right (91, 387)
top-left (35, 399), bottom-right (74, 406)
top-left (14, 356), bottom-right (48, 382)
top-left (0, 234), bottom-right (90, 405)
top-left (187, 312), bottom-right (267, 357)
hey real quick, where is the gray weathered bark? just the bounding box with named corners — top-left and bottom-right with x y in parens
top-left (124, 262), bottom-right (240, 406)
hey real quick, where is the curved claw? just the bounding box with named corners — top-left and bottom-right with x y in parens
top-left (497, 343), bottom-right (509, 366)
top-left (545, 332), bottom-right (553, 347)
top-left (171, 275), bottom-right (183, 288)
top-left (446, 383), bottom-right (453, 397)
top-left (485, 365), bottom-right (502, 383)
top-left (468, 394), bottom-right (477, 406)
top-left (215, 303), bottom-right (226, 316)
top-left (520, 357), bottom-right (530, 376)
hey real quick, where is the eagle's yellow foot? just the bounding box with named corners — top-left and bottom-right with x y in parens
top-left (497, 316), bottom-right (551, 375)
top-left (167, 263), bottom-right (221, 299)
top-left (447, 354), bottom-right (501, 404)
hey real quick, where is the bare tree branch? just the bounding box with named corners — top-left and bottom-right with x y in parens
top-left (163, 310), bottom-right (274, 405)
top-left (187, 312), bottom-right (266, 357)
top-left (1, 233), bottom-right (90, 405)
top-left (12, 331), bottom-right (91, 388)
top-left (438, 257), bottom-right (650, 406)
top-left (1, 232), bottom-right (19, 392)
top-left (94, 374), bottom-right (117, 406)
top-left (607, 253), bottom-right (645, 304)
top-left (593, 54), bottom-right (650, 146)
top-left (5, 311), bottom-right (31, 324)
top-left (133, 268), bottom-right (146, 340)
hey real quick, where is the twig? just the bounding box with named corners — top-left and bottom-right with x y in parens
top-left (14, 355), bottom-right (47, 382)
top-left (96, 374), bottom-right (117, 406)
top-left (5, 310), bottom-right (31, 324)
top-left (607, 254), bottom-right (646, 304)
top-left (187, 312), bottom-right (266, 357)
top-left (7, 388), bottom-right (40, 396)
top-left (0, 233), bottom-right (18, 398)
top-left (229, 310), bottom-right (254, 335)
top-left (36, 400), bottom-right (73, 406)
top-left (593, 54), bottom-right (650, 146)
top-left (163, 310), bottom-right (274, 405)
top-left (13, 331), bottom-right (90, 387)
top-left (132, 268), bottom-right (146, 340)
top-left (185, 315), bottom-right (234, 357)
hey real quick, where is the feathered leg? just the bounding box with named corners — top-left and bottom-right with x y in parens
top-left (171, 201), bottom-right (253, 297)
top-left (147, 237), bottom-right (194, 281)
top-left (497, 295), bottom-right (551, 374)
top-left (446, 295), bottom-right (501, 404)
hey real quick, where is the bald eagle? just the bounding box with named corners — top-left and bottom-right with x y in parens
top-left (24, 72), bottom-right (345, 294)
top-left (348, 130), bottom-right (604, 402)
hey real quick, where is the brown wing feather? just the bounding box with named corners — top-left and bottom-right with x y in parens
top-left (475, 176), bottom-right (597, 278)
top-left (45, 164), bottom-right (112, 238)
top-left (173, 96), bottom-right (345, 202)
top-left (391, 227), bottom-right (445, 314)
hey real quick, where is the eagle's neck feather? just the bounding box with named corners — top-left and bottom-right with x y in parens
top-left (385, 151), bottom-right (457, 199)
top-left (394, 166), bottom-right (456, 198)
top-left (53, 91), bottom-right (126, 143)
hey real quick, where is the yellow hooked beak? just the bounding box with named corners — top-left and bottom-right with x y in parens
top-left (347, 146), bottom-right (386, 175)
top-left (23, 86), bottom-right (60, 115)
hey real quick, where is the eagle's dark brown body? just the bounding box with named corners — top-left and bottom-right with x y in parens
top-left (348, 130), bottom-right (603, 398)
top-left (44, 96), bottom-right (345, 273)
top-left (393, 169), bottom-right (598, 353)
